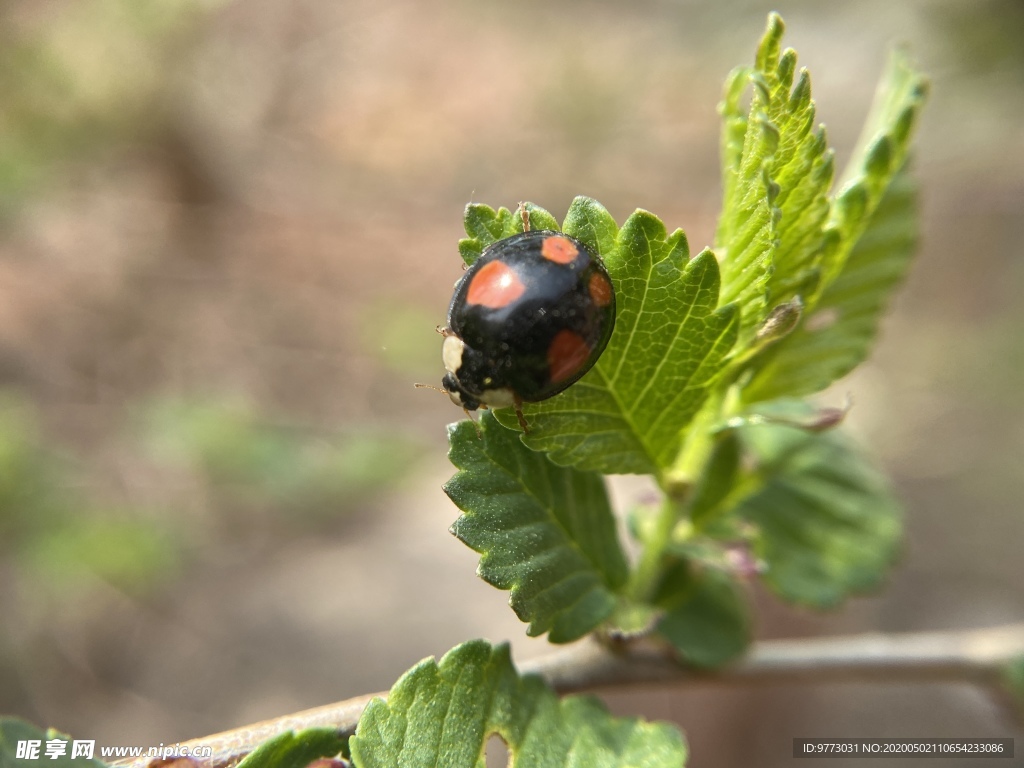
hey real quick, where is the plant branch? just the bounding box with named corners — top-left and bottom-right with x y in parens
top-left (533, 621), bottom-right (1024, 691)
top-left (116, 622), bottom-right (1024, 768)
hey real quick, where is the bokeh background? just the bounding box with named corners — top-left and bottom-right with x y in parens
top-left (1, 0), bottom-right (1022, 765)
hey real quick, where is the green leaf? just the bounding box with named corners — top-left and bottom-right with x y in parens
top-left (716, 13), bottom-right (838, 343)
top-left (714, 88), bottom-right (776, 340)
top-left (236, 729), bottom-right (349, 768)
top-left (0, 719), bottom-right (109, 768)
top-left (717, 66), bottom-right (753, 213)
top-left (653, 561), bottom-right (751, 668)
top-left (833, 49), bottom-right (928, 220)
top-left (349, 640), bottom-right (687, 768)
top-left (762, 66), bottom-right (834, 312)
top-left (732, 413), bottom-right (902, 608)
top-left (445, 411), bottom-right (628, 643)
top-left (495, 197), bottom-right (738, 476)
top-left (714, 17), bottom-right (780, 338)
top-left (745, 168), bottom-right (918, 400)
top-left (458, 202), bottom-right (559, 265)
top-left (741, 48), bottom-right (926, 401)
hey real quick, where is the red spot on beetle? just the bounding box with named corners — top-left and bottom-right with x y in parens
top-left (540, 236), bottom-right (579, 264)
top-left (588, 273), bottom-right (613, 307)
top-left (467, 261), bottom-right (526, 308)
top-left (547, 330), bottom-right (591, 383)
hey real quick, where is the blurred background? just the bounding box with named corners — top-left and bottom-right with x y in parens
top-left (0, 0), bottom-right (1022, 765)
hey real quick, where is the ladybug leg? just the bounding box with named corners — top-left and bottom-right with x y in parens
top-left (513, 394), bottom-right (530, 433)
top-left (465, 408), bottom-right (482, 438)
top-left (517, 202), bottom-right (531, 232)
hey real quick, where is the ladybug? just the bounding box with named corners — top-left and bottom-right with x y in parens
top-left (440, 229), bottom-right (615, 431)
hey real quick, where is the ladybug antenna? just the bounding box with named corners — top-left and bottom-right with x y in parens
top-left (517, 202), bottom-right (531, 232)
top-left (414, 382), bottom-right (449, 397)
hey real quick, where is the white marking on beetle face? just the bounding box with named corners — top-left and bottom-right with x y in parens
top-left (442, 335), bottom-right (465, 375)
top-left (447, 389), bottom-right (464, 407)
top-left (479, 387), bottom-right (516, 408)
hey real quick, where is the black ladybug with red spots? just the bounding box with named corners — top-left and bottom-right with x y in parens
top-left (440, 229), bottom-right (615, 431)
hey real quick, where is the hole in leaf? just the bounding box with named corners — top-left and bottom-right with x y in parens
top-left (485, 733), bottom-right (509, 768)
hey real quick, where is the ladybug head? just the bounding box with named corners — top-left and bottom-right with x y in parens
top-left (441, 373), bottom-right (481, 411)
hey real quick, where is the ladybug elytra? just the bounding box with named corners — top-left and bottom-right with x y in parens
top-left (440, 229), bottom-right (615, 430)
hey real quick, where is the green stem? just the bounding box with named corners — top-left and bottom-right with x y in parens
top-left (627, 495), bottom-right (684, 603)
top-left (627, 390), bottom-right (728, 603)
